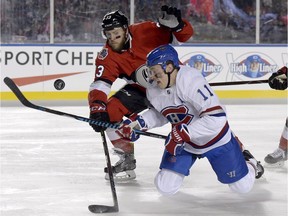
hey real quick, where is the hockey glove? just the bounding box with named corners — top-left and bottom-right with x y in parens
top-left (116, 115), bottom-right (148, 142)
top-left (268, 66), bottom-right (287, 90)
top-left (165, 124), bottom-right (191, 155)
top-left (158, 5), bottom-right (184, 32)
top-left (89, 100), bottom-right (110, 132)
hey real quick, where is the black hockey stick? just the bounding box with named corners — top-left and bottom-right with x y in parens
top-left (209, 79), bottom-right (268, 86)
top-left (3, 77), bottom-right (167, 140)
top-left (3, 77), bottom-right (120, 129)
top-left (4, 77), bottom-right (265, 140)
top-left (3, 77), bottom-right (119, 213)
top-left (88, 130), bottom-right (119, 213)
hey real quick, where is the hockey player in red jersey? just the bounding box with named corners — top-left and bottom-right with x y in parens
top-left (264, 66), bottom-right (288, 167)
top-left (88, 6), bottom-right (193, 180)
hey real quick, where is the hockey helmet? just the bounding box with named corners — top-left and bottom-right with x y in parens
top-left (146, 44), bottom-right (179, 70)
top-left (102, 10), bottom-right (128, 31)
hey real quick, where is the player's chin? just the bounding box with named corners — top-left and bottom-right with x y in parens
top-left (110, 44), bottom-right (122, 52)
top-left (157, 82), bottom-right (165, 89)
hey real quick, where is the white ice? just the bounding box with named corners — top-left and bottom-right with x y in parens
top-left (1, 103), bottom-right (287, 216)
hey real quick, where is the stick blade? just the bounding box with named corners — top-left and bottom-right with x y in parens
top-left (88, 205), bottom-right (119, 213)
top-left (3, 77), bottom-right (31, 106)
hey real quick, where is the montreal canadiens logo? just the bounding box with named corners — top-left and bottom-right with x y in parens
top-left (161, 105), bottom-right (193, 125)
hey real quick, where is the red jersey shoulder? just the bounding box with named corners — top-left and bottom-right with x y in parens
top-left (97, 48), bottom-right (109, 60)
top-left (129, 21), bottom-right (158, 34)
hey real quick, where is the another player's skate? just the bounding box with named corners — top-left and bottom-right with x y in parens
top-left (104, 148), bottom-right (136, 182)
top-left (264, 148), bottom-right (287, 167)
top-left (243, 150), bottom-right (264, 179)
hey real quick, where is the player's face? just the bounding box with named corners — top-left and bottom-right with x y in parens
top-left (148, 65), bottom-right (169, 89)
top-left (105, 27), bottom-right (127, 52)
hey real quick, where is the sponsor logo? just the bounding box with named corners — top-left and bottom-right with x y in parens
top-left (229, 54), bottom-right (278, 78)
top-left (227, 170), bottom-right (236, 178)
top-left (2, 49), bottom-right (95, 66)
top-left (182, 53), bottom-right (223, 78)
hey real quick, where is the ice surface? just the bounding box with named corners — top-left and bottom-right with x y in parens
top-left (1, 104), bottom-right (287, 216)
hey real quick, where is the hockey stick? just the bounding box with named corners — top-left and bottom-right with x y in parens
top-left (209, 79), bottom-right (268, 86)
top-left (88, 130), bottom-right (119, 213)
top-left (3, 77), bottom-right (167, 140)
top-left (3, 77), bottom-right (266, 141)
top-left (3, 76), bottom-right (119, 213)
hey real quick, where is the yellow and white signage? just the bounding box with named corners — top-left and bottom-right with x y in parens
top-left (1, 45), bottom-right (287, 101)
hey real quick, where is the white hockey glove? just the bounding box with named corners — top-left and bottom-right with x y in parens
top-left (158, 5), bottom-right (185, 32)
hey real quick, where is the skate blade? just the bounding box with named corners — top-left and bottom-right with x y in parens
top-left (105, 170), bottom-right (136, 182)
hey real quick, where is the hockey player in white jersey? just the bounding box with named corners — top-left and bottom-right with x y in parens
top-left (116, 44), bottom-right (264, 195)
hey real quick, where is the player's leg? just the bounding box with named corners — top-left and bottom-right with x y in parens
top-left (154, 150), bottom-right (197, 195)
top-left (206, 134), bottom-right (261, 194)
top-left (233, 133), bottom-right (264, 177)
top-left (264, 117), bottom-right (288, 167)
top-left (105, 84), bottom-right (149, 181)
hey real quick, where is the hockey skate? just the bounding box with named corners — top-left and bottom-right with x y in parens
top-left (264, 148), bottom-right (287, 167)
top-left (104, 148), bottom-right (136, 182)
top-left (243, 150), bottom-right (264, 179)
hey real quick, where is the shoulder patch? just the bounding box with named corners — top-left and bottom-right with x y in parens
top-left (98, 48), bottom-right (108, 60)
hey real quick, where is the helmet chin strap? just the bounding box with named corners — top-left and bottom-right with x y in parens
top-left (165, 73), bottom-right (171, 89)
top-left (164, 64), bottom-right (177, 89)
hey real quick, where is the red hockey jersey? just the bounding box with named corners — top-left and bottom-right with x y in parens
top-left (89, 19), bottom-right (193, 103)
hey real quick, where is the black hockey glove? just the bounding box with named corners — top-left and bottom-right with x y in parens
top-left (268, 66), bottom-right (287, 90)
top-left (158, 5), bottom-right (184, 32)
top-left (89, 100), bottom-right (110, 132)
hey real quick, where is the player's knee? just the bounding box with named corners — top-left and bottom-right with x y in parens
top-left (229, 164), bottom-right (255, 193)
top-left (154, 169), bottom-right (184, 196)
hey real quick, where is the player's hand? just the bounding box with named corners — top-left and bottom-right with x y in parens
top-left (89, 100), bottom-right (110, 132)
top-left (268, 66), bottom-right (287, 90)
top-left (165, 124), bottom-right (190, 155)
top-left (158, 5), bottom-right (184, 32)
top-left (165, 133), bottom-right (184, 155)
top-left (116, 115), bottom-right (148, 142)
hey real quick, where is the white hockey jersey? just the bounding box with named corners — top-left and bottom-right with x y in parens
top-left (141, 65), bottom-right (232, 155)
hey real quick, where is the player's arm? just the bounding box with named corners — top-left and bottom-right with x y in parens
top-left (88, 81), bottom-right (111, 132)
top-left (88, 58), bottom-right (118, 132)
top-left (268, 66), bottom-right (287, 90)
top-left (116, 108), bottom-right (168, 141)
top-left (158, 5), bottom-right (193, 42)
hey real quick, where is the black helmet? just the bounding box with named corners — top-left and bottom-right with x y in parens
top-left (102, 10), bottom-right (128, 31)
